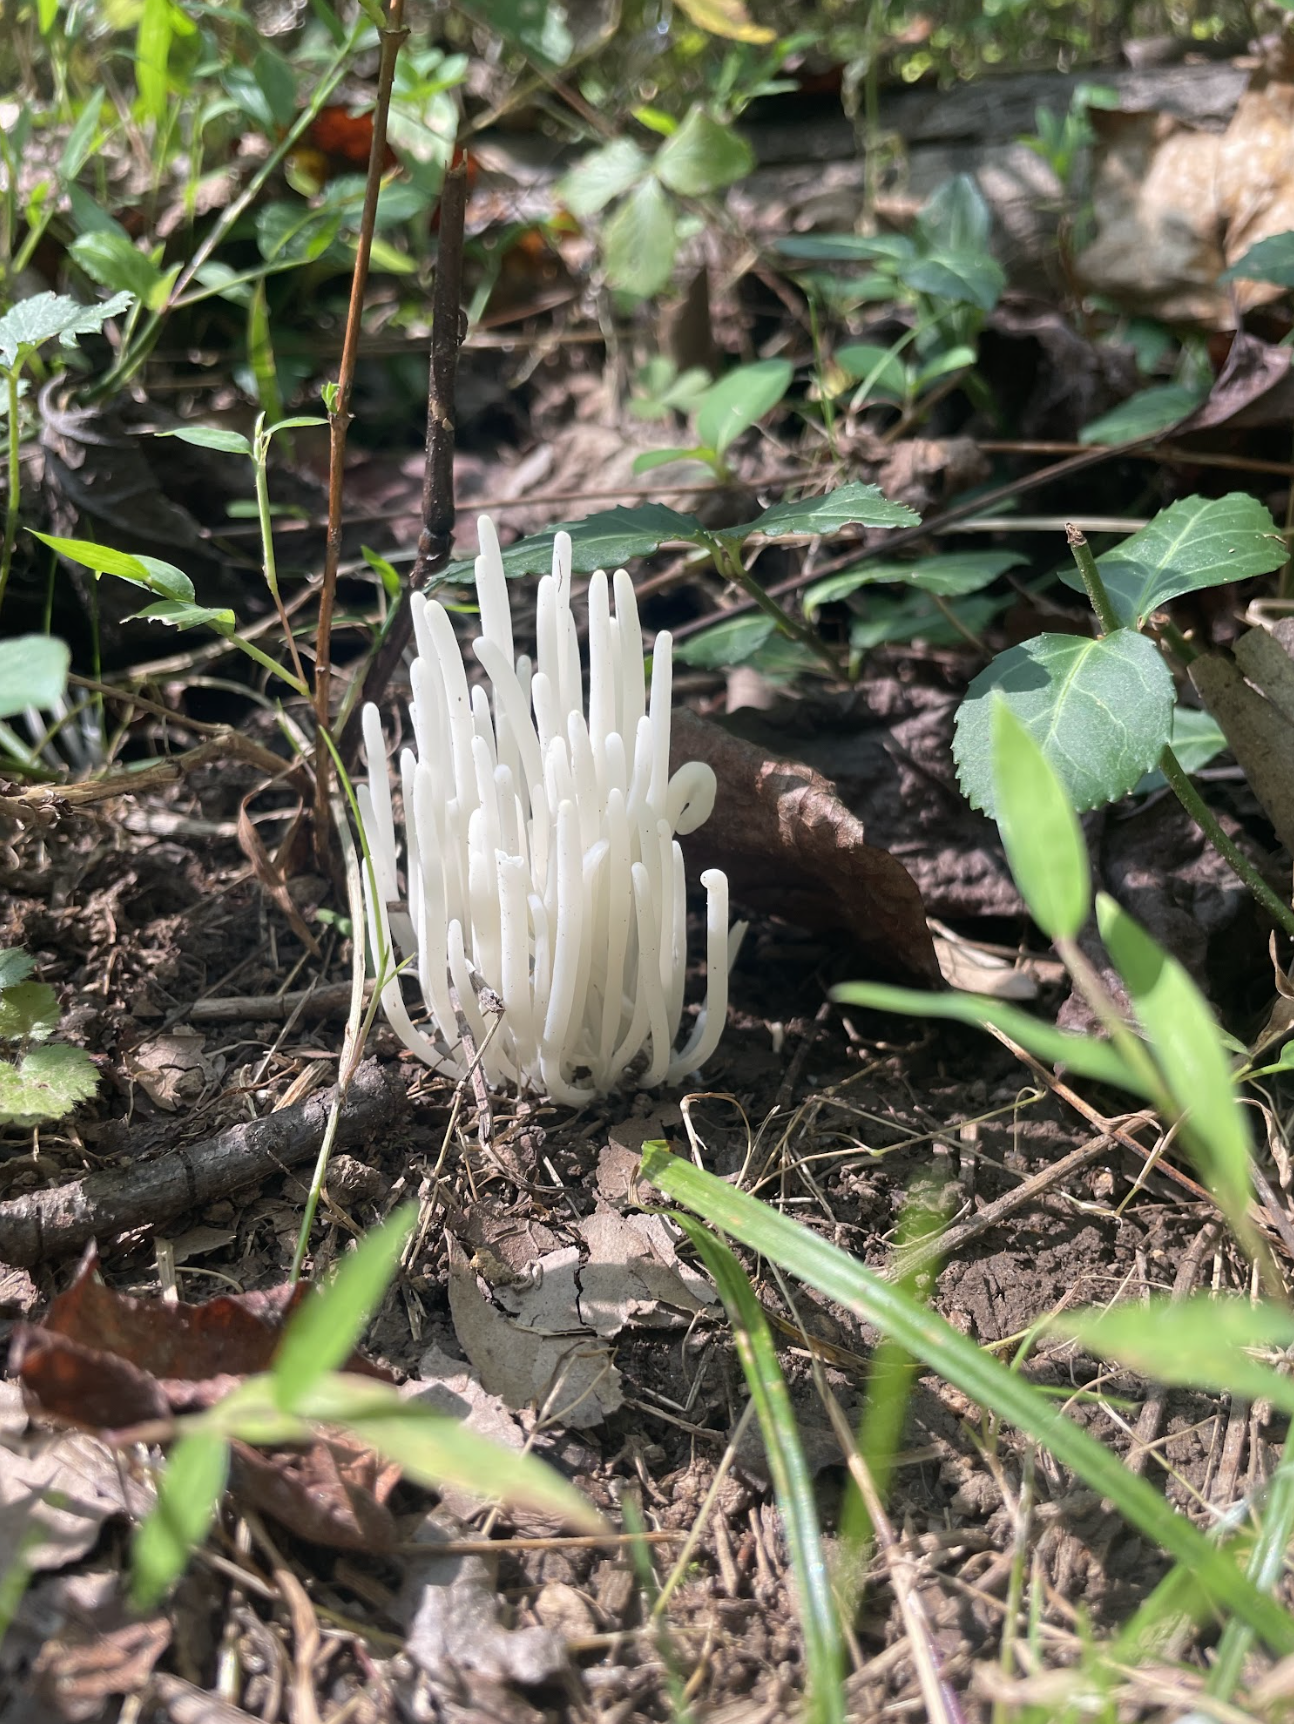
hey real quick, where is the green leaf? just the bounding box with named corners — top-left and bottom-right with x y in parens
top-left (266, 416), bottom-right (328, 436)
top-left (834, 343), bottom-right (907, 401)
top-left (254, 202), bottom-right (342, 266)
top-left (898, 250), bottom-right (1005, 312)
top-left (804, 549), bottom-right (1021, 614)
top-left (155, 426), bottom-right (253, 455)
top-left (1059, 1295), bottom-right (1294, 1413)
top-left (695, 359), bottom-right (792, 456)
top-left (774, 233), bottom-right (911, 264)
top-left (442, 503), bottom-right (706, 583)
top-left (631, 446), bottom-right (711, 475)
top-left (1096, 893), bottom-right (1255, 1243)
top-left (127, 601), bottom-right (237, 633)
top-left (990, 697), bottom-right (1091, 941)
top-left (1132, 705), bottom-right (1227, 792)
top-left (637, 1146), bottom-right (1294, 1658)
top-left (272, 1205), bottom-right (416, 1411)
top-left (0, 982), bottom-right (60, 1043)
top-left (457, 0), bottom-right (573, 68)
top-left (1221, 230), bottom-right (1294, 287)
top-left (673, 0), bottom-right (775, 43)
top-left (917, 174), bottom-right (992, 254)
top-left (1079, 383), bottom-right (1205, 446)
top-left (0, 635), bottom-right (70, 719)
top-left (744, 480), bottom-right (919, 540)
top-left (829, 980), bottom-right (1148, 1097)
top-left (131, 1432), bottom-right (229, 1610)
top-left (603, 178), bottom-right (677, 296)
top-left (362, 545), bottom-right (402, 602)
top-left (135, 0), bottom-right (173, 126)
top-left (953, 630), bottom-right (1175, 815)
top-left (69, 232), bottom-right (166, 308)
top-left (28, 533), bottom-right (196, 602)
top-left (676, 1222), bottom-right (843, 1721)
top-left (0, 290), bottom-right (134, 370)
top-left (0, 1043), bottom-right (99, 1126)
top-left (1077, 493), bottom-right (1287, 629)
top-left (556, 138), bottom-right (648, 217)
top-left (849, 591), bottom-right (1005, 651)
top-left (655, 107), bottom-right (755, 197)
top-left (0, 950), bottom-right (35, 990)
top-left (674, 614), bottom-right (776, 669)
top-left (59, 100), bottom-right (103, 181)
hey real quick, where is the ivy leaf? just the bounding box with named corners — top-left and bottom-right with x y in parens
top-left (803, 550), bottom-right (1023, 615)
top-left (603, 179), bottom-right (676, 296)
top-left (0, 1043), bottom-right (99, 1126)
top-left (0, 981), bottom-right (60, 1042)
top-left (655, 107), bottom-right (755, 197)
top-left (442, 504), bottom-right (707, 583)
top-left (742, 480), bottom-right (919, 540)
top-left (0, 289), bottom-right (134, 369)
top-left (953, 629), bottom-right (1175, 815)
top-left (1078, 383), bottom-right (1205, 446)
top-left (0, 634), bottom-right (71, 719)
top-left (695, 359), bottom-right (792, 456)
top-left (555, 138), bottom-right (647, 217)
top-left (1069, 493), bottom-right (1287, 628)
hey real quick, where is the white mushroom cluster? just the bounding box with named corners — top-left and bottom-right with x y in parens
top-left (357, 518), bottom-right (743, 1104)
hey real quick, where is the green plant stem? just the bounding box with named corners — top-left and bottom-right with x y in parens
top-left (0, 366), bottom-right (21, 617)
top-left (1065, 522), bottom-right (1119, 634)
top-left (1157, 743), bottom-right (1294, 940)
top-left (253, 423), bottom-right (309, 694)
top-left (1206, 1440), bottom-right (1294, 1700)
top-left (228, 633), bottom-right (307, 696)
top-left (712, 536), bottom-right (842, 678)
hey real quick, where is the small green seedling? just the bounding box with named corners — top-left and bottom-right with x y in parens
top-left (0, 947), bottom-right (98, 1128)
top-left (632, 358), bottom-right (793, 481)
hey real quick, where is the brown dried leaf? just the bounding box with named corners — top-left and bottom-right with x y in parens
top-left (236, 794), bottom-right (322, 959)
top-left (1173, 332), bottom-right (1294, 433)
top-left (230, 1432), bottom-right (401, 1552)
top-left (671, 708), bottom-right (939, 982)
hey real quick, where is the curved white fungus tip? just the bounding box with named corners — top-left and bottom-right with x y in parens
top-left (355, 512), bottom-right (736, 1102)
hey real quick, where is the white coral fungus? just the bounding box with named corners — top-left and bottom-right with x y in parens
top-left (357, 517), bottom-right (744, 1104)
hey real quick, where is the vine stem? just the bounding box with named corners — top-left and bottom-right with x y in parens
top-left (1067, 523), bottom-right (1294, 942)
top-left (313, 0), bottom-right (409, 872)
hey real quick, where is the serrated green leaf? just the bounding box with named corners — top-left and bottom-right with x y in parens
top-left (603, 178), bottom-right (676, 296)
top-left (128, 601), bottom-right (237, 632)
top-left (991, 698), bottom-right (1091, 941)
top-left (954, 630), bottom-right (1175, 815)
top-left (556, 137), bottom-right (647, 217)
top-left (0, 290), bottom-right (134, 370)
top-left (69, 232), bottom-right (165, 307)
top-left (1072, 494), bottom-right (1287, 628)
top-left (804, 550), bottom-right (1021, 615)
top-left (28, 533), bottom-right (195, 602)
top-left (156, 425), bottom-right (253, 455)
top-left (1079, 383), bottom-right (1205, 447)
top-left (1059, 1296), bottom-right (1294, 1412)
top-left (0, 1043), bottom-right (99, 1125)
top-left (131, 1432), bottom-right (229, 1610)
top-left (442, 503), bottom-right (707, 583)
top-left (0, 950), bottom-right (35, 990)
top-left (0, 982), bottom-right (60, 1043)
top-left (655, 107), bottom-right (755, 197)
top-left (1096, 893), bottom-right (1255, 1243)
top-left (695, 359), bottom-right (792, 456)
top-left (272, 1205), bottom-right (416, 1411)
top-left (1222, 230), bottom-right (1294, 287)
top-left (745, 480), bottom-right (920, 540)
top-left (0, 635), bottom-right (71, 719)
top-left (674, 614), bottom-right (775, 669)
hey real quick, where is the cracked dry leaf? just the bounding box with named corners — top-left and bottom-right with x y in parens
top-left (575, 1209), bottom-right (716, 1337)
top-left (446, 1237), bottom-right (623, 1429)
top-left (122, 1026), bottom-right (213, 1111)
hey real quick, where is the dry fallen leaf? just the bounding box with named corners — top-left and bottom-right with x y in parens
top-left (123, 1026), bottom-right (214, 1112)
top-left (670, 708), bottom-right (940, 983)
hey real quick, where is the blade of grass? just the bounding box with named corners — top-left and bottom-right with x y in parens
top-left (638, 1144), bottom-right (1294, 1656)
top-left (674, 1217), bottom-right (844, 1724)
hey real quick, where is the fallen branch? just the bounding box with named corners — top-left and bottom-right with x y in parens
top-left (0, 1060), bottom-right (403, 1268)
